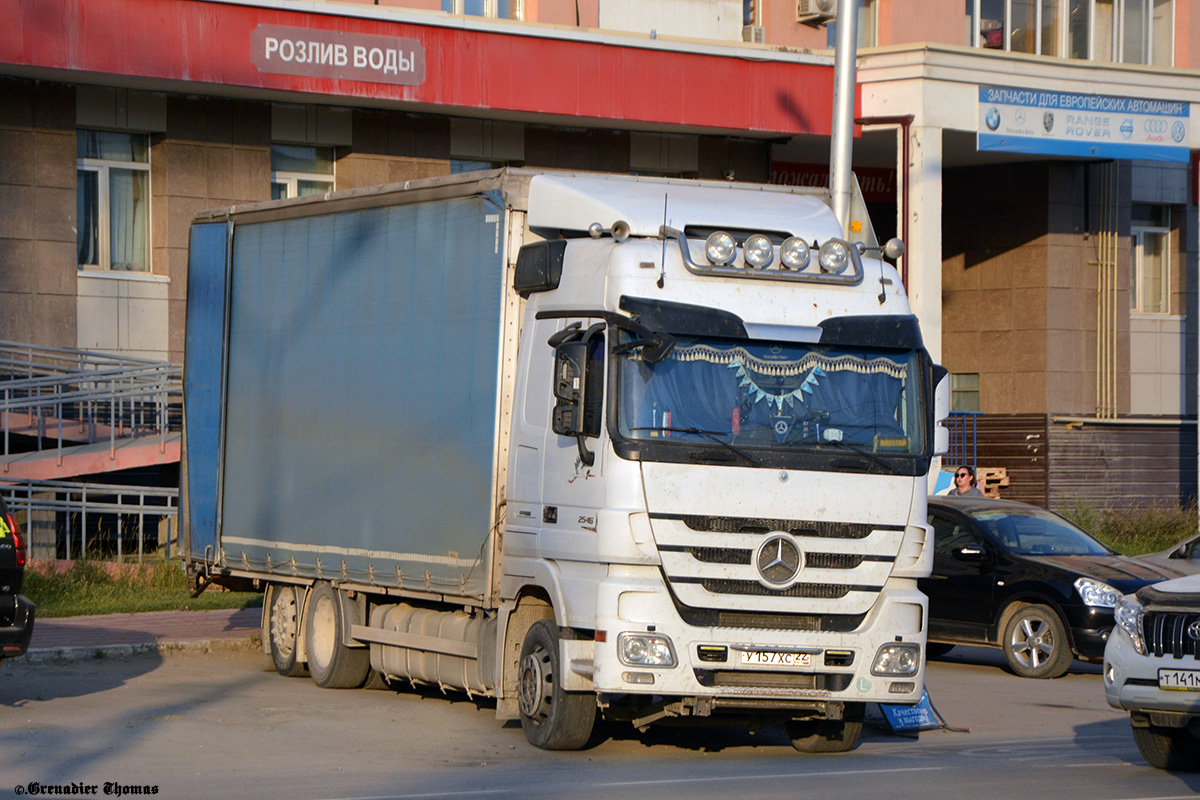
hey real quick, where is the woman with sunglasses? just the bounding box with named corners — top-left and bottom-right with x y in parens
top-left (948, 465), bottom-right (984, 497)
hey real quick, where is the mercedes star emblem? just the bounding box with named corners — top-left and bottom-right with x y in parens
top-left (756, 534), bottom-right (803, 587)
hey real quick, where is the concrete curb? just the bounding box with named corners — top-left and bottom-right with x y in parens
top-left (20, 637), bottom-right (259, 664)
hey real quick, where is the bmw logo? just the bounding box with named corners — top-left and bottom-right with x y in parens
top-left (985, 107), bottom-right (1001, 131)
top-left (756, 534), bottom-right (804, 588)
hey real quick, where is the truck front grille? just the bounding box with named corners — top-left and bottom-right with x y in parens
top-left (676, 515), bottom-right (879, 540)
top-left (651, 513), bottom-right (904, 618)
top-left (694, 669), bottom-right (853, 692)
top-left (1143, 611), bottom-right (1200, 660)
top-left (696, 579), bottom-right (852, 599)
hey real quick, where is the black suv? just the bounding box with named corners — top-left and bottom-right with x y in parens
top-left (0, 494), bottom-right (34, 662)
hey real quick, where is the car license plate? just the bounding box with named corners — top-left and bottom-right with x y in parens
top-left (739, 650), bottom-right (811, 667)
top-left (1158, 669), bottom-right (1200, 691)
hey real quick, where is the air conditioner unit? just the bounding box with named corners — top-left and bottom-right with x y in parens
top-left (797, 0), bottom-right (837, 23)
top-left (742, 25), bottom-right (765, 44)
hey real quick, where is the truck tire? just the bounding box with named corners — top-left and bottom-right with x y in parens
top-left (1131, 719), bottom-right (1200, 771)
top-left (786, 702), bottom-right (865, 753)
top-left (304, 582), bottom-right (370, 689)
top-left (1002, 604), bottom-right (1073, 679)
top-left (267, 584), bottom-right (307, 678)
top-left (517, 619), bottom-right (596, 750)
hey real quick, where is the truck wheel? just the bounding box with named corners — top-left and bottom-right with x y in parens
top-left (517, 619), bottom-right (596, 750)
top-left (267, 584), bottom-right (307, 678)
top-left (1002, 604), bottom-right (1073, 679)
top-left (786, 702), bottom-right (865, 753)
top-left (304, 582), bottom-right (370, 689)
top-left (1131, 719), bottom-right (1200, 770)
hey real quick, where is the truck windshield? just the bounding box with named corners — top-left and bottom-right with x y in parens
top-left (613, 332), bottom-right (928, 472)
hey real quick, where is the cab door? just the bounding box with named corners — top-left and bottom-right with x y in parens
top-left (538, 318), bottom-right (608, 565)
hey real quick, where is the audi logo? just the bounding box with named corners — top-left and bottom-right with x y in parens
top-left (1144, 119), bottom-right (1168, 134)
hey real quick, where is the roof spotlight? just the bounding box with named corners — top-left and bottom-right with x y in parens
top-left (705, 231), bottom-right (736, 266)
top-left (818, 239), bottom-right (851, 274)
top-left (779, 237), bottom-right (811, 270)
top-left (743, 234), bottom-right (774, 269)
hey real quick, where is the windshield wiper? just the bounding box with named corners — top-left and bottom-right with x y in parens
top-left (813, 438), bottom-right (898, 474)
top-left (626, 426), bottom-right (760, 467)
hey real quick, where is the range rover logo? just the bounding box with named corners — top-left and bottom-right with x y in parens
top-left (1188, 620), bottom-right (1200, 642)
top-left (756, 533), bottom-right (804, 587)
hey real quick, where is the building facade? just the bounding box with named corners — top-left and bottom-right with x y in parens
top-left (1, 0), bottom-right (1198, 509)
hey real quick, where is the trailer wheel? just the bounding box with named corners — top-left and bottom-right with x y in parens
top-left (786, 702), bottom-right (865, 753)
top-left (517, 619), bottom-right (596, 750)
top-left (305, 582), bottom-right (371, 689)
top-left (267, 584), bottom-right (307, 678)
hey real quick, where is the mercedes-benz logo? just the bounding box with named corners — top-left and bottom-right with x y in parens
top-left (756, 534), bottom-right (804, 587)
top-left (1188, 619), bottom-right (1200, 642)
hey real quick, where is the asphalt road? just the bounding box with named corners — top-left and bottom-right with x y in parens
top-left (1, 644), bottom-right (1198, 800)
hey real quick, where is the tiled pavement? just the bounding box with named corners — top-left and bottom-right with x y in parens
top-left (20, 606), bottom-right (262, 662)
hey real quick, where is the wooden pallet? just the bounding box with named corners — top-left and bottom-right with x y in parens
top-left (978, 467), bottom-right (1009, 498)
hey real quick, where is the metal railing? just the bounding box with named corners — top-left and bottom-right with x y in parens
top-left (1, 478), bottom-right (179, 563)
top-left (0, 341), bottom-right (182, 469)
top-left (945, 411), bottom-right (981, 473)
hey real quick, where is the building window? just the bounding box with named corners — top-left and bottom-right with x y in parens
top-left (826, 0), bottom-right (877, 48)
top-left (270, 145), bottom-right (334, 200)
top-left (77, 130), bottom-right (150, 272)
top-left (968, 0), bottom-right (1172, 64)
top-left (951, 373), bottom-right (981, 412)
top-left (1130, 205), bottom-right (1170, 315)
top-left (442, 0), bottom-right (523, 19)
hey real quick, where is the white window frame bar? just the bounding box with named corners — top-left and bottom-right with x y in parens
top-left (270, 171), bottom-right (335, 200)
top-left (77, 156), bottom-right (151, 272)
top-left (1130, 221), bottom-right (1171, 315)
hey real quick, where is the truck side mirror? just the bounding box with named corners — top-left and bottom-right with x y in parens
top-left (933, 365), bottom-right (949, 456)
top-left (551, 341), bottom-right (597, 466)
top-left (552, 341), bottom-right (587, 431)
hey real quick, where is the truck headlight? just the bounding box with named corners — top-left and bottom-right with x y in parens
top-left (618, 632), bottom-right (677, 668)
top-left (871, 644), bottom-right (920, 676)
top-left (779, 237), bottom-right (810, 270)
top-left (704, 231), bottom-right (736, 266)
top-left (1114, 595), bottom-right (1147, 655)
top-left (743, 234), bottom-right (774, 269)
top-left (1075, 577), bottom-right (1122, 608)
top-left (817, 240), bottom-right (850, 274)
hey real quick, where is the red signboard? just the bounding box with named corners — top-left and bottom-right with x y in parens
top-left (769, 161), bottom-right (897, 203)
top-left (0, 0), bottom-right (841, 136)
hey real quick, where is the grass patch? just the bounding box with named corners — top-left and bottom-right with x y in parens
top-left (1060, 501), bottom-right (1197, 557)
top-left (23, 559), bottom-right (263, 618)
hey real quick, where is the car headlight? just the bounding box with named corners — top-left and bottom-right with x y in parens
top-left (617, 632), bottom-right (677, 668)
top-left (1114, 594), bottom-right (1147, 655)
top-left (871, 643), bottom-right (920, 677)
top-left (1075, 577), bottom-right (1122, 608)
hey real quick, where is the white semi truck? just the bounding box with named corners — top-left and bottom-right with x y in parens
top-left (182, 168), bottom-right (946, 751)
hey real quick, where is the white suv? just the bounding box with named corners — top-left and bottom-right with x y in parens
top-left (1105, 573), bottom-right (1200, 770)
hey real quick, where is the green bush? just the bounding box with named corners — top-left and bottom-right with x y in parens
top-left (1061, 501), bottom-right (1197, 557)
top-left (22, 558), bottom-right (263, 618)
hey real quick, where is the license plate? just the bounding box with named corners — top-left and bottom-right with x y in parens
top-left (739, 650), bottom-right (812, 667)
top-left (1158, 669), bottom-right (1200, 691)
